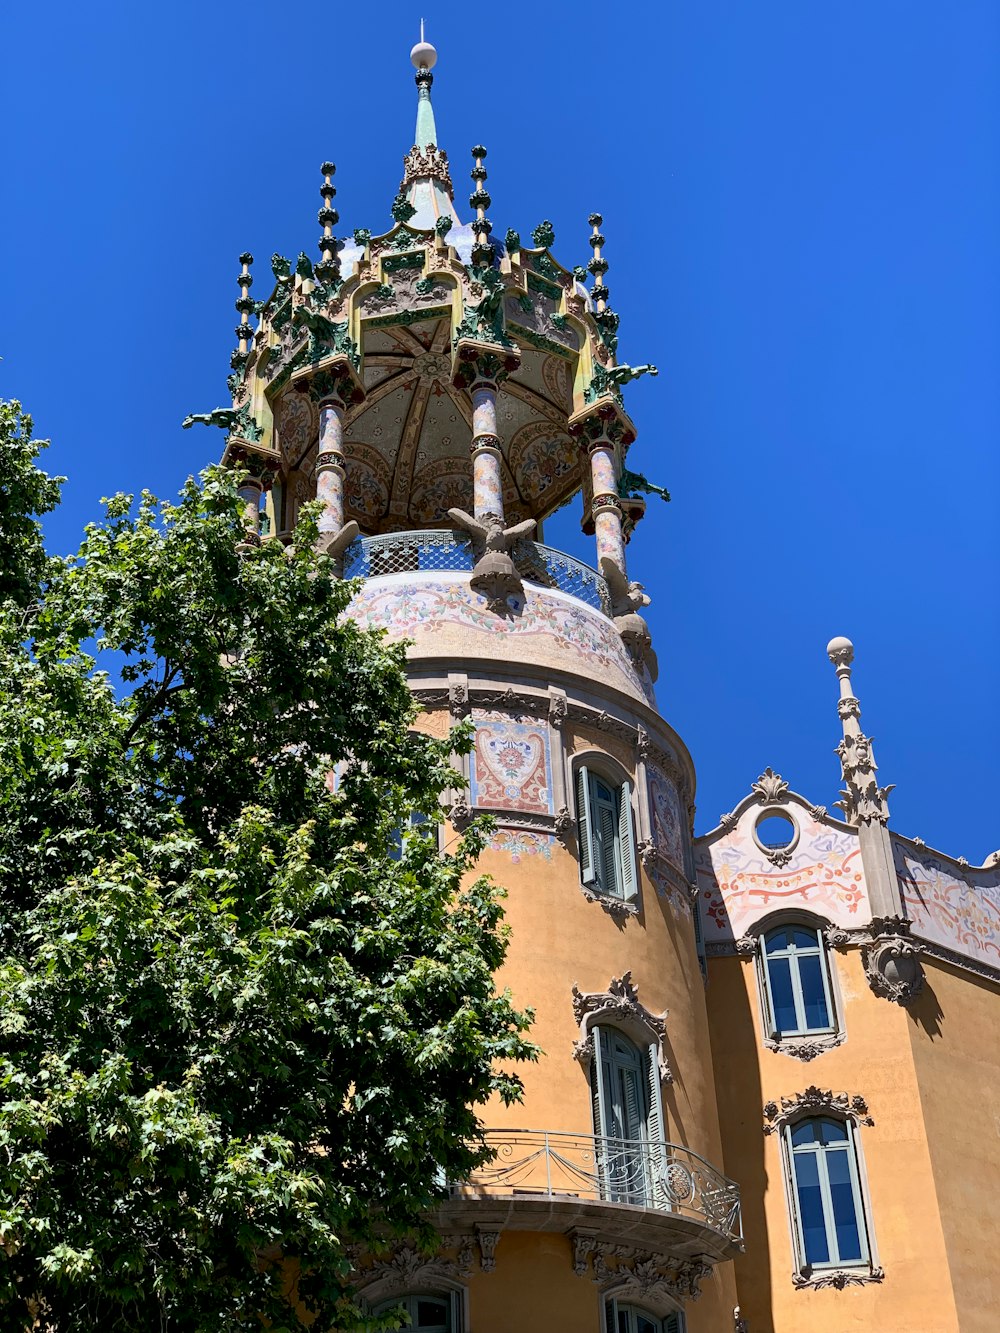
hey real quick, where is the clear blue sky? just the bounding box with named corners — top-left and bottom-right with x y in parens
top-left (3, 1), bottom-right (998, 859)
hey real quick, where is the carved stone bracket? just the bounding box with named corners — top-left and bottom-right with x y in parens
top-left (448, 681), bottom-right (469, 718)
top-left (571, 1228), bottom-right (597, 1278)
top-left (572, 971), bottom-right (672, 1082)
top-left (554, 805), bottom-right (574, 841)
top-left (580, 883), bottom-right (638, 923)
top-left (792, 1266), bottom-right (885, 1290)
top-left (862, 933), bottom-right (924, 1005)
top-left (734, 1306), bottom-right (750, 1333)
top-left (475, 1226), bottom-right (500, 1274)
top-left (763, 1087), bottom-right (873, 1135)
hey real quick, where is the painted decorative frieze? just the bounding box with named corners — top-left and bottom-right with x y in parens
top-left (695, 805), bottom-right (869, 942)
top-left (894, 840), bottom-right (1000, 970)
top-left (347, 576), bottom-right (655, 703)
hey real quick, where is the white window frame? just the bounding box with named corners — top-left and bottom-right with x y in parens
top-left (754, 918), bottom-right (844, 1057)
top-left (575, 762), bottom-right (638, 903)
top-left (603, 1300), bottom-right (684, 1333)
top-left (783, 1115), bottom-right (873, 1276)
top-left (591, 1024), bottom-right (667, 1208)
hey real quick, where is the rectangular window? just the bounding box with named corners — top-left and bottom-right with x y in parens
top-left (575, 766), bottom-right (637, 902)
top-left (786, 1117), bottom-right (871, 1273)
top-left (761, 925), bottom-right (835, 1039)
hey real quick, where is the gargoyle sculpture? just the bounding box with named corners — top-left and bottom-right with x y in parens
top-left (585, 362), bottom-right (658, 405)
top-left (271, 253), bottom-right (292, 283)
top-left (618, 466), bottom-right (671, 504)
top-left (447, 508), bottom-right (536, 613)
top-left (319, 519), bottom-right (360, 570)
top-left (601, 557), bottom-right (659, 682)
top-left (181, 404), bottom-right (263, 443)
top-left (182, 407), bottom-right (241, 431)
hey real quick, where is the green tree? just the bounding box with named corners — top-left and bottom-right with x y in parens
top-left (0, 417), bottom-right (534, 1332)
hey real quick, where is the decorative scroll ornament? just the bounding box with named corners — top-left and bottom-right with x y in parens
top-left (580, 883), bottom-right (637, 923)
top-left (763, 1087), bottom-right (873, 1135)
top-left (353, 1237), bottom-right (475, 1292)
top-left (763, 1033), bottom-right (845, 1062)
top-left (588, 1244), bottom-right (712, 1306)
top-left (792, 1267), bottom-right (884, 1290)
top-left (572, 972), bottom-right (672, 1081)
top-left (751, 767), bottom-right (789, 803)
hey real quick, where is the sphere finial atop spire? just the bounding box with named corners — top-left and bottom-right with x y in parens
top-left (410, 19), bottom-right (437, 70)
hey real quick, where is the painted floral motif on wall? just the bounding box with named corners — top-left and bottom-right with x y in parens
top-left (347, 577), bottom-right (654, 704)
top-left (695, 813), bottom-right (869, 940)
top-left (646, 765), bottom-right (686, 872)
top-left (895, 842), bottom-right (1000, 966)
top-left (470, 715), bottom-right (552, 816)
top-left (486, 830), bottom-right (554, 863)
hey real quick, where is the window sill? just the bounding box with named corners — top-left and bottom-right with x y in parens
top-left (581, 883), bottom-right (639, 922)
top-left (763, 1031), bottom-right (845, 1061)
top-left (792, 1265), bottom-right (884, 1290)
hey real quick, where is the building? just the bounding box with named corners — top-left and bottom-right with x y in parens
top-left (191, 33), bottom-right (1000, 1333)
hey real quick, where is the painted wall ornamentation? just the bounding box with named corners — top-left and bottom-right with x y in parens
top-left (347, 576), bottom-right (655, 704)
top-left (487, 830), bottom-right (554, 863)
top-left (470, 714), bottom-right (552, 816)
top-left (895, 841), bottom-right (1000, 967)
top-left (695, 810), bottom-right (869, 941)
top-left (646, 764), bottom-right (686, 873)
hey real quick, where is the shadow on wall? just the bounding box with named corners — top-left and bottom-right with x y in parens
top-left (908, 974), bottom-right (945, 1041)
top-left (697, 863), bottom-right (776, 1333)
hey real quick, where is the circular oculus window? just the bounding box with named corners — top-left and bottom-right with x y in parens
top-left (753, 810), bottom-right (799, 856)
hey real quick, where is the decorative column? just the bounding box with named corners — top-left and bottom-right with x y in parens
top-left (588, 428), bottom-right (626, 578)
top-left (827, 636), bottom-right (905, 921)
top-left (315, 391), bottom-right (347, 540)
top-left (237, 475), bottom-right (264, 544)
top-left (470, 374), bottom-right (504, 522)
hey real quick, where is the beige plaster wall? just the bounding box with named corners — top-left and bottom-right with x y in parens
top-left (907, 958), bottom-right (1000, 1331)
top-left (707, 949), bottom-right (960, 1333)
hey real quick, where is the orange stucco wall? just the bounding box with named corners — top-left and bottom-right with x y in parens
top-left (907, 958), bottom-right (1000, 1330)
top-left (707, 948), bottom-right (962, 1332)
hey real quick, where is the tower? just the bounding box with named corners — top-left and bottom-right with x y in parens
top-left (184, 29), bottom-right (1000, 1333)
top-left (186, 32), bottom-right (740, 1333)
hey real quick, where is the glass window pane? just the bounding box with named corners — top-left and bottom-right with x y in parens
top-left (764, 929), bottom-right (791, 955)
top-left (797, 953), bottom-right (831, 1030)
top-left (617, 1308), bottom-right (630, 1333)
top-left (637, 1317), bottom-right (659, 1333)
top-left (826, 1148), bottom-right (864, 1262)
top-left (791, 1119), bottom-right (820, 1147)
top-left (817, 1117), bottom-right (848, 1144)
top-left (789, 927), bottom-right (819, 950)
top-left (767, 955), bottom-right (798, 1032)
top-left (794, 1150), bottom-right (831, 1265)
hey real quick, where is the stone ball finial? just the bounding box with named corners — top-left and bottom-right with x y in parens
top-left (410, 37), bottom-right (437, 69)
top-left (826, 635), bottom-right (854, 666)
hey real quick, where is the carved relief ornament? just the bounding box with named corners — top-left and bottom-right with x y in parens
top-left (352, 1236), bottom-right (475, 1294)
top-left (763, 1087), bottom-right (873, 1135)
top-left (571, 971), bottom-right (672, 1082)
top-left (584, 1242), bottom-right (712, 1309)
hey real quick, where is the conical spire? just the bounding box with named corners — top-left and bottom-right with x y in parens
top-left (400, 27), bottom-right (461, 230)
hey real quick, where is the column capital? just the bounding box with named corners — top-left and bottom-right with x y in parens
top-left (453, 342), bottom-right (520, 389)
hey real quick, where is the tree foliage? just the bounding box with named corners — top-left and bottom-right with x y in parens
top-left (0, 417), bottom-right (534, 1331)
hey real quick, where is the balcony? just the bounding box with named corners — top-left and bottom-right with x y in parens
top-left (439, 1130), bottom-right (742, 1259)
top-left (342, 529), bottom-right (612, 617)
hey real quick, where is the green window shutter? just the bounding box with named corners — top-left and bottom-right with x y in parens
top-left (664, 1314), bottom-right (683, 1333)
top-left (591, 1024), bottom-right (608, 1139)
top-left (759, 939), bottom-right (779, 1040)
top-left (595, 780), bottom-right (620, 894)
top-left (618, 780), bottom-right (637, 899)
top-left (576, 764), bottom-right (596, 884)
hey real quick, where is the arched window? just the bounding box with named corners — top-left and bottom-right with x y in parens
top-left (760, 923), bottom-right (835, 1038)
top-left (575, 764), bottom-right (637, 902)
top-left (604, 1302), bottom-right (684, 1333)
top-left (372, 1291), bottom-right (459, 1331)
top-left (591, 1026), bottom-right (665, 1205)
top-left (786, 1117), bottom-right (870, 1270)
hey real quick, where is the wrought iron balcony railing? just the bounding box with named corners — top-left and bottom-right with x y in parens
top-left (342, 529), bottom-right (612, 616)
top-left (452, 1129), bottom-right (742, 1245)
